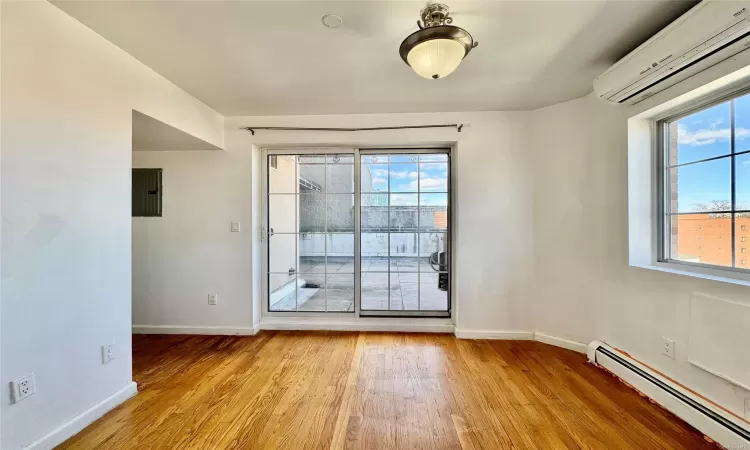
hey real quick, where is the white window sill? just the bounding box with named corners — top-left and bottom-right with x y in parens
top-left (631, 261), bottom-right (750, 288)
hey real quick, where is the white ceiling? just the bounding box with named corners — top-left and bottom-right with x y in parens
top-left (55, 1), bottom-right (697, 116)
top-left (132, 111), bottom-right (221, 151)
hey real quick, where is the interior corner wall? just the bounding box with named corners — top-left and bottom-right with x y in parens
top-left (530, 92), bottom-right (750, 420)
top-left (1, 3), bottom-right (222, 449)
top-left (132, 150), bottom-right (254, 331)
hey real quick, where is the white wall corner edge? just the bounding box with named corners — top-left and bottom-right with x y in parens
top-left (588, 341), bottom-right (750, 448)
top-left (25, 382), bottom-right (138, 450)
top-left (533, 332), bottom-right (588, 353)
top-left (132, 325), bottom-right (259, 336)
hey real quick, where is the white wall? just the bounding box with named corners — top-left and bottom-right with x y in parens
top-left (531, 93), bottom-right (750, 420)
top-left (131, 112), bottom-right (535, 334)
top-left (1, 2), bottom-right (222, 448)
top-left (132, 150), bottom-right (253, 330)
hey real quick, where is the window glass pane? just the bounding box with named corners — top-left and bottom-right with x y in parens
top-left (736, 153), bottom-right (750, 210)
top-left (734, 94), bottom-right (750, 152)
top-left (390, 154), bottom-right (416, 163)
top-left (420, 154), bottom-right (448, 162)
top-left (419, 163), bottom-right (449, 192)
top-left (420, 193), bottom-right (448, 231)
top-left (269, 274), bottom-right (297, 311)
top-left (361, 194), bottom-right (388, 231)
top-left (390, 159), bottom-right (418, 192)
top-left (269, 233), bottom-right (297, 274)
top-left (669, 158), bottom-right (730, 213)
top-left (327, 194), bottom-right (354, 232)
top-left (361, 233), bottom-right (388, 271)
top-left (390, 232), bottom-right (419, 272)
top-left (269, 194), bottom-right (297, 234)
top-left (361, 160), bottom-right (388, 193)
top-left (391, 272), bottom-right (417, 310)
top-left (325, 274), bottom-right (354, 312)
top-left (299, 194), bottom-right (326, 232)
top-left (298, 233), bottom-right (325, 273)
top-left (297, 274), bottom-right (326, 311)
top-left (327, 233), bottom-right (354, 273)
top-left (326, 155), bottom-right (354, 193)
top-left (361, 272), bottom-right (388, 310)
top-left (671, 102), bottom-right (731, 166)
top-left (269, 155), bottom-right (297, 193)
top-left (420, 272), bottom-right (448, 311)
top-left (390, 194), bottom-right (418, 231)
top-left (736, 214), bottom-right (750, 269)
top-left (298, 155), bottom-right (325, 193)
top-left (419, 233), bottom-right (448, 272)
top-left (670, 214), bottom-right (731, 267)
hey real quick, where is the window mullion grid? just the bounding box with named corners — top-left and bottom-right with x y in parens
top-left (417, 156), bottom-right (421, 312)
top-left (324, 156), bottom-right (328, 312)
top-left (387, 155), bottom-right (391, 311)
top-left (295, 157), bottom-right (299, 312)
top-left (732, 99), bottom-right (737, 268)
top-left (665, 122), bottom-right (673, 261)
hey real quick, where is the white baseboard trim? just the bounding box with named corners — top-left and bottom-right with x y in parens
top-left (259, 318), bottom-right (454, 333)
top-left (133, 325), bottom-right (259, 336)
top-left (534, 332), bottom-right (588, 353)
top-left (589, 341), bottom-right (750, 448)
top-left (27, 382), bottom-right (137, 450)
top-left (453, 329), bottom-right (534, 340)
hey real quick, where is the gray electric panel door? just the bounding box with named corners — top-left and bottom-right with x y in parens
top-left (132, 168), bottom-right (162, 217)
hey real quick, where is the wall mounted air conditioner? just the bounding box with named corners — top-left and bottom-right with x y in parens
top-left (594, 0), bottom-right (750, 104)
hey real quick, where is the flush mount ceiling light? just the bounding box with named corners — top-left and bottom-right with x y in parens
top-left (399, 3), bottom-right (478, 79)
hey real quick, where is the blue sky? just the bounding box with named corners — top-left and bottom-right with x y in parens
top-left (674, 95), bottom-right (750, 211)
top-left (362, 155), bottom-right (448, 206)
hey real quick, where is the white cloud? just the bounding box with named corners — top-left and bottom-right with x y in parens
top-left (371, 177), bottom-right (387, 185)
top-left (391, 171), bottom-right (409, 179)
top-left (677, 123), bottom-right (750, 146)
top-left (370, 169), bottom-right (389, 177)
top-left (404, 178), bottom-right (448, 191)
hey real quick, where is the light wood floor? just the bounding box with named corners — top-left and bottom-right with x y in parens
top-left (59, 332), bottom-right (717, 449)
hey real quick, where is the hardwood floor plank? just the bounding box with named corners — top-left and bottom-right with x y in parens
top-left (58, 333), bottom-right (719, 450)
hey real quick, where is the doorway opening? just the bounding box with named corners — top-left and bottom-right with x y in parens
top-left (263, 148), bottom-right (451, 318)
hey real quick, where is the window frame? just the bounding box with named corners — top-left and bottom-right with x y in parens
top-left (657, 87), bottom-right (750, 274)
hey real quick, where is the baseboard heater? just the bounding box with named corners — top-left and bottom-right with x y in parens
top-left (587, 341), bottom-right (750, 448)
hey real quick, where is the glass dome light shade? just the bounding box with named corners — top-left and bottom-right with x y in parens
top-left (406, 38), bottom-right (466, 79)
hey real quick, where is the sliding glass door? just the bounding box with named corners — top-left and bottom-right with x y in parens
top-left (264, 149), bottom-right (450, 317)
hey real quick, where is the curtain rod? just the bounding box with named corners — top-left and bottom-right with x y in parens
top-left (242, 124), bottom-right (463, 135)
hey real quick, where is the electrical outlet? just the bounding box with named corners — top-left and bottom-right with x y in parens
top-left (10, 373), bottom-right (36, 403)
top-left (662, 337), bottom-right (675, 359)
top-left (101, 343), bottom-right (115, 364)
top-left (230, 221), bottom-right (240, 232)
top-left (208, 293), bottom-right (218, 305)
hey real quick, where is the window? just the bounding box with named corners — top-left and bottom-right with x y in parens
top-left (132, 168), bottom-right (162, 217)
top-left (661, 90), bottom-right (750, 271)
top-left (269, 155), bottom-right (278, 170)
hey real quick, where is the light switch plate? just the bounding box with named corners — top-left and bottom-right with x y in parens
top-left (231, 221), bottom-right (240, 232)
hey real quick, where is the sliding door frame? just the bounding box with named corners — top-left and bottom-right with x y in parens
top-left (260, 146), bottom-right (453, 319)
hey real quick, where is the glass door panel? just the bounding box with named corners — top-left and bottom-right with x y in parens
top-left (360, 152), bottom-right (450, 316)
top-left (268, 153), bottom-right (355, 312)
